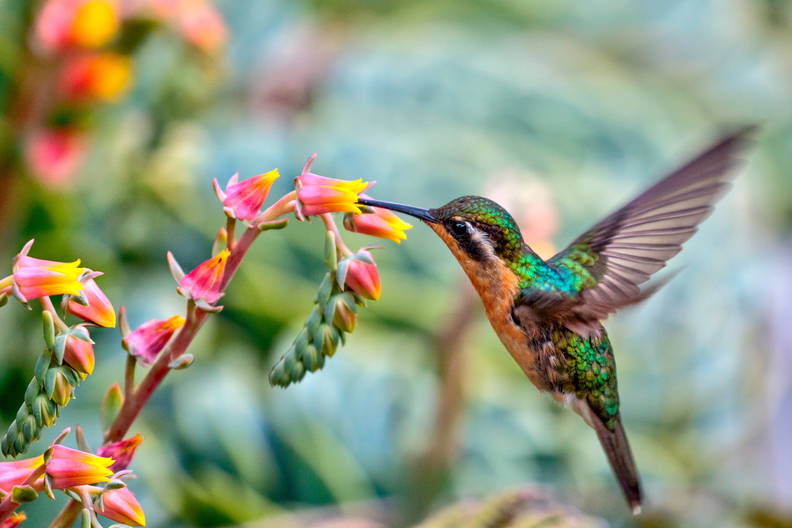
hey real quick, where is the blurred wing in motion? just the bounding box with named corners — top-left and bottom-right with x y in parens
top-left (543, 127), bottom-right (754, 331)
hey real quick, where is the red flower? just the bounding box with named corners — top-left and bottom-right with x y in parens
top-left (216, 170), bottom-right (280, 221)
top-left (178, 250), bottom-right (229, 304)
top-left (63, 336), bottom-right (95, 375)
top-left (67, 277), bottom-right (115, 328)
top-left (96, 486), bottom-right (146, 526)
top-left (123, 315), bottom-right (185, 365)
top-left (345, 195), bottom-right (413, 243)
top-left (344, 251), bottom-right (381, 301)
top-left (96, 434), bottom-right (143, 472)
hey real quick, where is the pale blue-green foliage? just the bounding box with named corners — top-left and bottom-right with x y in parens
top-left (1, 0), bottom-right (790, 527)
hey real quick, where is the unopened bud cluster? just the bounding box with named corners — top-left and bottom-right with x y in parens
top-left (269, 232), bottom-right (365, 387)
top-left (1, 315), bottom-right (89, 457)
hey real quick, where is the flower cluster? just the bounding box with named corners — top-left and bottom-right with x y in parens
top-left (0, 241), bottom-right (114, 457)
top-left (0, 431), bottom-right (145, 526)
top-left (23, 0), bottom-right (227, 187)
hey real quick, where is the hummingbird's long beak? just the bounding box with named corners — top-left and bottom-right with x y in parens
top-left (357, 198), bottom-right (437, 222)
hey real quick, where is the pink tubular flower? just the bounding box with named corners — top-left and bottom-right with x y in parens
top-left (216, 169), bottom-right (280, 221)
top-left (96, 486), bottom-right (146, 526)
top-left (0, 456), bottom-right (45, 495)
top-left (67, 277), bottom-right (116, 327)
top-left (345, 195), bottom-right (413, 243)
top-left (12, 248), bottom-right (86, 301)
top-left (296, 155), bottom-right (370, 217)
top-left (63, 336), bottom-right (95, 375)
top-left (96, 434), bottom-right (143, 472)
top-left (35, 0), bottom-right (120, 53)
top-left (0, 512), bottom-right (27, 528)
top-left (344, 251), bottom-right (381, 301)
top-left (46, 445), bottom-right (114, 489)
top-left (24, 128), bottom-right (86, 189)
top-left (123, 316), bottom-right (185, 365)
top-left (178, 250), bottom-right (229, 304)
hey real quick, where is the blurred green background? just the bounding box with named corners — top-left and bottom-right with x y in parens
top-left (2, 0), bottom-right (792, 527)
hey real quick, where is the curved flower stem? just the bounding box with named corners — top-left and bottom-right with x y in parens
top-left (40, 296), bottom-right (68, 332)
top-left (320, 213), bottom-right (352, 257)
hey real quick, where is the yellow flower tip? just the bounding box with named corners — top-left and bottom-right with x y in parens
top-left (164, 315), bottom-right (186, 330)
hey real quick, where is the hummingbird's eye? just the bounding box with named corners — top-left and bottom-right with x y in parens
top-left (450, 221), bottom-right (468, 236)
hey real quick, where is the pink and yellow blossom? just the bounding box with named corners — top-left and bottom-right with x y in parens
top-left (46, 445), bottom-right (114, 489)
top-left (178, 250), bottom-right (229, 304)
top-left (12, 252), bottom-right (86, 301)
top-left (35, 0), bottom-right (120, 53)
top-left (24, 128), bottom-right (86, 188)
top-left (296, 156), bottom-right (370, 217)
top-left (217, 170), bottom-right (280, 221)
top-left (59, 53), bottom-right (132, 102)
top-left (344, 252), bottom-right (381, 301)
top-left (0, 456), bottom-right (45, 495)
top-left (63, 336), bottom-right (95, 376)
top-left (96, 434), bottom-right (143, 472)
top-left (67, 277), bottom-right (115, 327)
top-left (345, 196), bottom-right (413, 243)
top-left (96, 486), bottom-right (146, 526)
top-left (123, 316), bottom-right (185, 365)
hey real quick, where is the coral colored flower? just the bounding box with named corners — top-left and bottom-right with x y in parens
top-left (59, 53), bottom-right (132, 102)
top-left (0, 456), bottom-right (45, 494)
top-left (63, 336), bottom-right (95, 375)
top-left (123, 316), bottom-right (185, 365)
top-left (345, 196), bottom-right (413, 243)
top-left (12, 251), bottom-right (86, 301)
top-left (218, 170), bottom-right (280, 221)
top-left (96, 434), bottom-right (143, 472)
top-left (296, 155), bottom-right (370, 217)
top-left (0, 512), bottom-right (27, 528)
top-left (46, 445), bottom-right (114, 489)
top-left (344, 251), bottom-right (381, 301)
top-left (35, 0), bottom-right (119, 53)
top-left (178, 250), bottom-right (229, 304)
top-left (67, 278), bottom-right (115, 327)
top-left (25, 128), bottom-right (86, 188)
top-left (96, 487), bottom-right (146, 526)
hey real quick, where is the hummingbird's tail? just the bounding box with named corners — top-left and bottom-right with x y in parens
top-left (591, 414), bottom-right (643, 514)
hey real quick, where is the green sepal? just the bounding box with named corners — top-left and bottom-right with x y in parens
top-left (69, 325), bottom-right (92, 343)
top-left (323, 294), bottom-right (338, 324)
top-left (324, 230), bottom-right (338, 271)
top-left (302, 344), bottom-right (324, 372)
top-left (305, 307), bottom-right (322, 337)
top-left (53, 335), bottom-right (67, 365)
top-left (15, 404), bottom-right (28, 424)
top-left (24, 379), bottom-right (40, 406)
top-left (352, 250), bottom-right (375, 265)
top-left (258, 218), bottom-right (289, 231)
top-left (0, 293), bottom-right (7, 307)
top-left (42, 311), bottom-right (56, 350)
top-left (336, 259), bottom-right (351, 288)
top-left (168, 354), bottom-right (195, 370)
top-left (20, 414), bottom-right (38, 443)
top-left (268, 360), bottom-right (288, 387)
top-left (319, 326), bottom-right (340, 358)
top-left (11, 485), bottom-right (39, 503)
top-left (315, 273), bottom-right (333, 307)
top-left (34, 352), bottom-right (51, 384)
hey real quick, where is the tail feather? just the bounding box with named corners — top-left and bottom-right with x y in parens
top-left (591, 414), bottom-right (643, 514)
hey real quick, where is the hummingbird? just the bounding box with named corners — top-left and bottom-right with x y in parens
top-left (357, 127), bottom-right (753, 513)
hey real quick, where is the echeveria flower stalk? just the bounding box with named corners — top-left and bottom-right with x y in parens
top-left (96, 434), bottom-right (143, 472)
top-left (296, 154), bottom-right (370, 217)
top-left (215, 169), bottom-right (280, 221)
top-left (95, 486), bottom-right (146, 526)
top-left (344, 195), bottom-right (413, 243)
top-left (123, 316), bottom-right (185, 365)
top-left (177, 250), bottom-right (229, 305)
top-left (46, 445), bottom-right (114, 489)
top-left (67, 277), bottom-right (115, 327)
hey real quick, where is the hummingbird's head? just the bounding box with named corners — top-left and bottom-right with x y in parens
top-left (357, 195), bottom-right (524, 265)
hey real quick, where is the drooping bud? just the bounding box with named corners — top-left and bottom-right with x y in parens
top-left (63, 336), bottom-right (95, 375)
top-left (96, 486), bottom-right (146, 526)
top-left (67, 277), bottom-right (115, 328)
top-left (46, 368), bottom-right (74, 407)
top-left (178, 250), bottom-right (229, 305)
top-left (122, 315), bottom-right (185, 366)
top-left (343, 251), bottom-right (381, 300)
top-left (96, 434), bottom-right (143, 472)
top-left (330, 293), bottom-right (357, 333)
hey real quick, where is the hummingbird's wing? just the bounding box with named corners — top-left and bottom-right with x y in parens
top-left (543, 127), bottom-right (753, 331)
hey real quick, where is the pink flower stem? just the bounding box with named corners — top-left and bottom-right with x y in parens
top-left (0, 464), bottom-right (47, 522)
top-left (320, 213), bottom-right (352, 257)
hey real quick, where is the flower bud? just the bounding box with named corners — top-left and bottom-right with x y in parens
top-left (331, 294), bottom-right (357, 333)
top-left (46, 368), bottom-right (74, 407)
top-left (11, 485), bottom-right (38, 503)
top-left (344, 251), bottom-right (381, 301)
top-left (67, 278), bottom-right (115, 328)
top-left (100, 383), bottom-right (124, 430)
top-left (96, 486), bottom-right (146, 526)
top-left (63, 336), bottom-right (95, 376)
